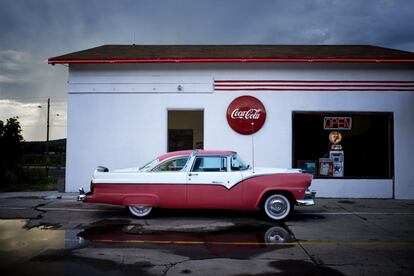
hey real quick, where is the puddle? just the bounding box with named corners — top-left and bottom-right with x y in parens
top-left (0, 219), bottom-right (300, 275)
top-left (80, 222), bottom-right (294, 245)
top-left (0, 219), bottom-right (83, 266)
top-left (78, 222), bottom-right (295, 259)
top-left (0, 219), bottom-right (142, 275)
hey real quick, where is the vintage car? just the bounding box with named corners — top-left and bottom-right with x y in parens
top-left (78, 150), bottom-right (315, 221)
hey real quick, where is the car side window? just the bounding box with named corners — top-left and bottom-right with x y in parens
top-left (153, 157), bottom-right (189, 172)
top-left (192, 156), bottom-right (227, 172)
top-left (231, 155), bottom-right (248, 171)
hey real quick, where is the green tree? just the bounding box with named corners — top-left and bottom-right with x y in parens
top-left (0, 117), bottom-right (24, 186)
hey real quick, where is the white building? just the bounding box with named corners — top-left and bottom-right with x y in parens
top-left (49, 45), bottom-right (414, 199)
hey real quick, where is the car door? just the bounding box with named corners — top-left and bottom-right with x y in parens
top-left (146, 156), bottom-right (189, 208)
top-left (187, 155), bottom-right (243, 209)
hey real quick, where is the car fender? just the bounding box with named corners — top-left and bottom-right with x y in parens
top-left (254, 187), bottom-right (302, 208)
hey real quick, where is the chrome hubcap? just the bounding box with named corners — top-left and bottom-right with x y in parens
top-left (268, 232), bottom-right (284, 243)
top-left (268, 198), bottom-right (287, 215)
top-left (264, 226), bottom-right (291, 243)
top-left (264, 194), bottom-right (291, 220)
top-left (131, 206), bottom-right (151, 214)
top-left (129, 205), bottom-right (152, 217)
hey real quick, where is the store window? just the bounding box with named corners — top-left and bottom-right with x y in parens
top-left (168, 110), bottom-right (204, 152)
top-left (292, 112), bottom-right (393, 179)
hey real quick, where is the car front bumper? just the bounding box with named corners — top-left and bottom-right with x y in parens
top-left (296, 189), bottom-right (316, 206)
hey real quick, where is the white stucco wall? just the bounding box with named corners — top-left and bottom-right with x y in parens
top-left (66, 62), bottom-right (414, 199)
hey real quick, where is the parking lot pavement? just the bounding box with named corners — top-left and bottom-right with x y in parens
top-left (0, 194), bottom-right (413, 275)
top-left (287, 200), bottom-right (414, 275)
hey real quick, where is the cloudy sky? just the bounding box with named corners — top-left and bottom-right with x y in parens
top-left (1, 0), bottom-right (413, 141)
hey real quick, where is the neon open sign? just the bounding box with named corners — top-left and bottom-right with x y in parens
top-left (324, 117), bottom-right (352, 130)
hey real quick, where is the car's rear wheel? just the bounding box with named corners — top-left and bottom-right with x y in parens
top-left (128, 205), bottom-right (153, 218)
top-left (263, 194), bottom-right (292, 221)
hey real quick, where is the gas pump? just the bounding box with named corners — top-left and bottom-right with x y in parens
top-left (329, 131), bottom-right (344, 177)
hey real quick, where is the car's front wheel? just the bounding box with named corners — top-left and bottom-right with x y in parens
top-left (263, 194), bottom-right (292, 221)
top-left (128, 205), bottom-right (153, 218)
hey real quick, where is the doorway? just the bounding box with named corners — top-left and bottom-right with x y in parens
top-left (168, 110), bottom-right (204, 152)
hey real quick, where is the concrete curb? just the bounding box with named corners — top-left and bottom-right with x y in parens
top-left (0, 191), bottom-right (78, 200)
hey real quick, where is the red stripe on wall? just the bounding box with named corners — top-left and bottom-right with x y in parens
top-left (214, 80), bottom-right (414, 92)
top-left (214, 80), bottom-right (414, 83)
top-left (215, 84), bottom-right (414, 88)
top-left (215, 88), bottom-right (414, 92)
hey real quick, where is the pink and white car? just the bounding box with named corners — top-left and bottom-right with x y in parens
top-left (78, 150), bottom-right (315, 221)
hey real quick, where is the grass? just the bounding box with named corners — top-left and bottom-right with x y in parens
top-left (3, 177), bottom-right (58, 192)
top-left (0, 168), bottom-right (59, 192)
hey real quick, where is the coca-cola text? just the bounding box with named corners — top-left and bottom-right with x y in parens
top-left (230, 108), bottom-right (261, 120)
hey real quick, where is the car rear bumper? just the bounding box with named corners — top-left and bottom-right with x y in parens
top-left (296, 189), bottom-right (316, 206)
top-left (77, 188), bottom-right (87, 201)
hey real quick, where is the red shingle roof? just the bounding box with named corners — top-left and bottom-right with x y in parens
top-left (49, 45), bottom-right (414, 64)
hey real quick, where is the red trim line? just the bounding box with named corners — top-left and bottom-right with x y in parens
top-left (214, 80), bottom-right (414, 92)
top-left (215, 84), bottom-right (414, 88)
top-left (214, 80), bottom-right (414, 83)
top-left (215, 88), bottom-right (414, 92)
top-left (48, 58), bottom-right (414, 64)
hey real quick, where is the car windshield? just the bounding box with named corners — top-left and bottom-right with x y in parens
top-left (139, 158), bottom-right (159, 172)
top-left (231, 154), bottom-right (249, 171)
top-left (152, 156), bottom-right (190, 172)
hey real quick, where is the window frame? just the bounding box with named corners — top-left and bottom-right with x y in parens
top-left (230, 154), bottom-right (249, 171)
top-left (292, 111), bottom-right (394, 179)
top-left (190, 155), bottom-right (229, 173)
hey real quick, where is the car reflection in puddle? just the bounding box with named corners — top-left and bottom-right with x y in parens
top-left (77, 223), bottom-right (295, 259)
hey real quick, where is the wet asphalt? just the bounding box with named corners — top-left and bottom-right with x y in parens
top-left (0, 193), bottom-right (413, 275)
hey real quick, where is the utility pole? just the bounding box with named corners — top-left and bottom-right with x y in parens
top-left (46, 98), bottom-right (50, 178)
top-left (251, 122), bottom-right (255, 173)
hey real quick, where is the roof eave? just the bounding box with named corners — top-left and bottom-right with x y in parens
top-left (48, 58), bottom-right (414, 65)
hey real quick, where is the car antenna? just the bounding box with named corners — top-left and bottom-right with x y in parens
top-left (251, 122), bottom-right (255, 173)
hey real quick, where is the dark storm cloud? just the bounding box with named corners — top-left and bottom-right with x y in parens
top-left (0, 0), bottom-right (414, 140)
top-left (1, 0), bottom-right (413, 54)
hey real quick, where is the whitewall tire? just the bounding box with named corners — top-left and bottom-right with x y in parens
top-left (263, 194), bottom-right (292, 221)
top-left (128, 205), bottom-right (153, 218)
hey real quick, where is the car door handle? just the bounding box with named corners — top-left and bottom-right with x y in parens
top-left (188, 173), bottom-right (198, 176)
top-left (212, 181), bottom-right (223, 184)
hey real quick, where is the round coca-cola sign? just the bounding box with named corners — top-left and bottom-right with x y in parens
top-left (226, 96), bottom-right (266, 135)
